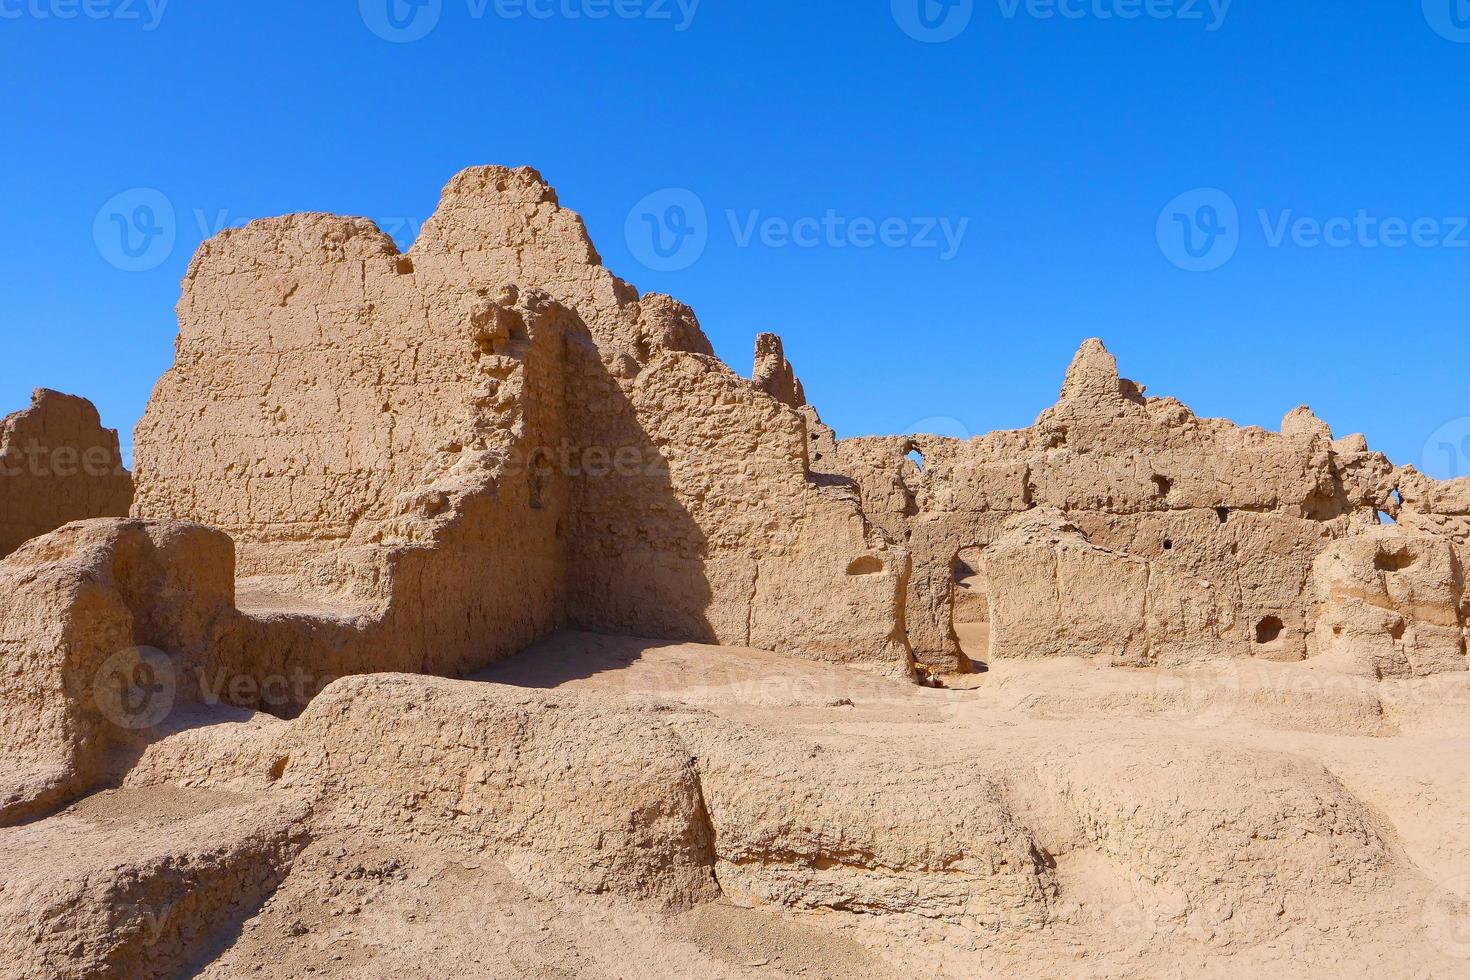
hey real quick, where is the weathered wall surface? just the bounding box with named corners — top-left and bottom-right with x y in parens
top-left (1313, 526), bottom-right (1467, 678)
top-left (131, 213), bottom-right (549, 581)
top-left (838, 340), bottom-right (1406, 670)
top-left (132, 166), bottom-right (909, 673)
top-left (412, 170), bottom-right (907, 668)
top-left (0, 389), bottom-right (133, 558)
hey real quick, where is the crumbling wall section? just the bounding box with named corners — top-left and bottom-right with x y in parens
top-left (1312, 526), bottom-right (1467, 678)
top-left (131, 167), bottom-right (911, 674)
top-left (838, 340), bottom-right (1398, 670)
top-left (0, 519), bottom-right (240, 824)
top-left (0, 389), bottom-right (132, 558)
top-left (132, 214), bottom-right (514, 581)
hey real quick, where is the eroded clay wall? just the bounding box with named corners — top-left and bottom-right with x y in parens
top-left (410, 170), bottom-right (908, 667)
top-left (132, 214), bottom-right (522, 580)
top-left (838, 340), bottom-right (1400, 669)
top-left (132, 167), bottom-right (910, 673)
top-left (0, 389), bottom-right (133, 558)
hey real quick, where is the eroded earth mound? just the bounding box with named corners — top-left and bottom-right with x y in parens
top-left (1, 167), bottom-right (1467, 979)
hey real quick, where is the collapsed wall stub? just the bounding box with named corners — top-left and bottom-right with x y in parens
top-left (0, 389), bottom-right (133, 558)
top-left (836, 339), bottom-right (1439, 671)
top-left (131, 166), bottom-right (910, 673)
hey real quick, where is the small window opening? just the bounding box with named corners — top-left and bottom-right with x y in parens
top-left (1255, 616), bottom-right (1285, 644)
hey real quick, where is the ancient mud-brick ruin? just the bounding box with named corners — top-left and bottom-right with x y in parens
top-left (2, 168), bottom-right (1468, 978)
top-left (0, 389), bottom-right (132, 558)
top-left (836, 340), bottom-right (1457, 675)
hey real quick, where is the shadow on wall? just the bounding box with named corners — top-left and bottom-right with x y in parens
top-left (950, 547), bottom-right (989, 669)
top-left (561, 318), bottom-right (715, 644)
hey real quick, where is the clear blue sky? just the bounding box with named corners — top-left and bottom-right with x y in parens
top-left (3, 1), bottom-right (1468, 477)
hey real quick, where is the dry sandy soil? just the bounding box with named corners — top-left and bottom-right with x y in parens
top-left (11, 631), bottom-right (1468, 978)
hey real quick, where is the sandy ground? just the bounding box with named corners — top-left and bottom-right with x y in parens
top-left (21, 631), bottom-right (1470, 978)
